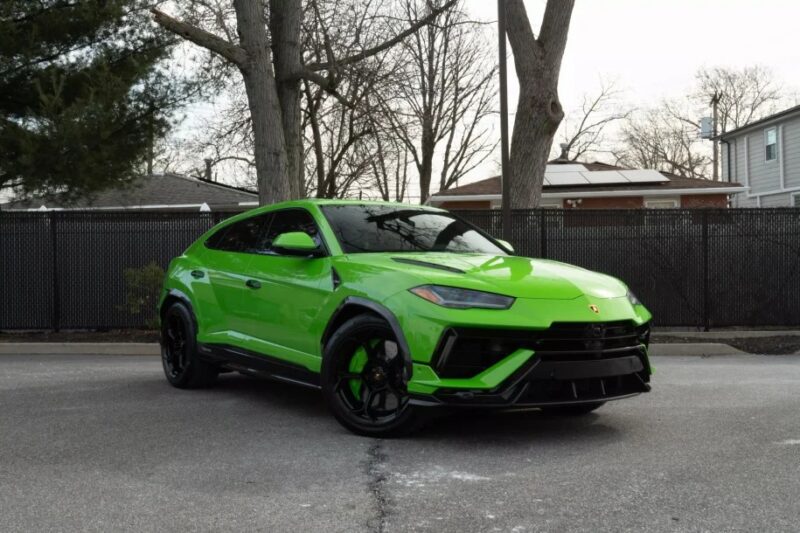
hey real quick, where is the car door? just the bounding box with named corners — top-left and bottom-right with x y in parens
top-left (201, 213), bottom-right (272, 340)
top-left (243, 208), bottom-right (332, 362)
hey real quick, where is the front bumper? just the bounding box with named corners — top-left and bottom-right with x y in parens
top-left (409, 352), bottom-right (650, 408)
top-left (406, 320), bottom-right (652, 408)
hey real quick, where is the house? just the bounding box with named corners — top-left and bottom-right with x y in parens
top-left (428, 161), bottom-right (745, 209)
top-left (0, 173), bottom-right (258, 212)
top-left (716, 104), bottom-right (800, 207)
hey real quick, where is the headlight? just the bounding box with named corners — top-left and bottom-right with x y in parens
top-left (409, 285), bottom-right (515, 310)
top-left (627, 290), bottom-right (642, 306)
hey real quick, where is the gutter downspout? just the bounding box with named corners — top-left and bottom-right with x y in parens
top-left (720, 139), bottom-right (731, 183)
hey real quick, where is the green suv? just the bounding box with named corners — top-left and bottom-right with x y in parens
top-left (159, 200), bottom-right (652, 435)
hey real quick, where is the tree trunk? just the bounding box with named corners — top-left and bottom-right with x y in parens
top-left (234, 0), bottom-right (291, 204)
top-left (270, 0), bottom-right (304, 198)
top-left (418, 128), bottom-right (435, 204)
top-left (504, 0), bottom-right (574, 208)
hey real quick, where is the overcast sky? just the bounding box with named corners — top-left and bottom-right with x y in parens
top-left (453, 0), bottom-right (800, 192)
top-left (472, 0), bottom-right (799, 111)
top-left (171, 1), bottom-right (800, 199)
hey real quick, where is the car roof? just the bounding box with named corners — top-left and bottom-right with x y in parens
top-left (250, 198), bottom-right (445, 212)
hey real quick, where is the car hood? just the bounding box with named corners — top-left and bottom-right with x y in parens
top-left (342, 253), bottom-right (627, 300)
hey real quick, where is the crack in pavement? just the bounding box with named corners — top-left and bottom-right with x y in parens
top-left (366, 440), bottom-right (389, 533)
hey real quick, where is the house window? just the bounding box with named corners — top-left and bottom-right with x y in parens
top-left (793, 193), bottom-right (800, 207)
top-left (765, 127), bottom-right (778, 161)
top-left (644, 198), bottom-right (679, 209)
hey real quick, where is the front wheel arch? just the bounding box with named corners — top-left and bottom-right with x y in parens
top-left (321, 297), bottom-right (413, 376)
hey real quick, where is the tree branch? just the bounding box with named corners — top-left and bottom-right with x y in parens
top-left (151, 8), bottom-right (248, 68)
top-left (306, 0), bottom-right (458, 71)
top-left (298, 68), bottom-right (355, 108)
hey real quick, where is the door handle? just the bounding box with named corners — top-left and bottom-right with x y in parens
top-left (191, 270), bottom-right (205, 279)
top-left (246, 279), bottom-right (261, 290)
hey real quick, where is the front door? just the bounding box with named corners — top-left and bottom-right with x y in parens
top-left (243, 208), bottom-right (332, 365)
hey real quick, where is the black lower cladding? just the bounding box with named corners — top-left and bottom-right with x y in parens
top-left (427, 320), bottom-right (652, 407)
top-left (197, 343), bottom-right (321, 389)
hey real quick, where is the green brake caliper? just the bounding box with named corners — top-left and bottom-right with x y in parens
top-left (348, 343), bottom-right (370, 400)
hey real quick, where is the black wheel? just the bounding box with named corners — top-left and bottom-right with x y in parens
top-left (541, 401), bottom-right (605, 416)
top-left (161, 302), bottom-right (218, 389)
top-left (321, 315), bottom-right (419, 437)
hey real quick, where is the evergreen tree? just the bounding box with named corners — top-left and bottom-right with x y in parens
top-left (0, 1), bottom-right (185, 201)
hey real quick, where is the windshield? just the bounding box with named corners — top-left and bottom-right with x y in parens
top-left (320, 205), bottom-right (507, 255)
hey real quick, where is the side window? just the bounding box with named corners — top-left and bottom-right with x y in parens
top-left (206, 214), bottom-right (271, 253)
top-left (765, 127), bottom-right (777, 161)
top-left (256, 209), bottom-right (322, 254)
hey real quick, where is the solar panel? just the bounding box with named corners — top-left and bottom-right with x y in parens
top-left (544, 172), bottom-right (589, 186)
top-left (580, 171), bottom-right (627, 185)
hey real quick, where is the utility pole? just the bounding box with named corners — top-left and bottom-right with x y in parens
top-left (498, 0), bottom-right (511, 242)
top-left (711, 91), bottom-right (721, 181)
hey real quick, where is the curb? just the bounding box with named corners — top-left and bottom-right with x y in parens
top-left (0, 343), bottom-right (160, 356)
top-left (647, 342), bottom-right (747, 357)
top-left (0, 342), bottom-right (747, 357)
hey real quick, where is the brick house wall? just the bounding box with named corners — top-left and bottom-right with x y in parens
top-left (680, 194), bottom-right (729, 208)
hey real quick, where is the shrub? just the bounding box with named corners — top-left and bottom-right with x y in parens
top-left (120, 262), bottom-right (165, 329)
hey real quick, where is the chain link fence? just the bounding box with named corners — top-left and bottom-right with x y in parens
top-left (1, 208), bottom-right (799, 330)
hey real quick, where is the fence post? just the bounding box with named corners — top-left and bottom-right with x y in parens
top-left (540, 210), bottom-right (548, 259)
top-left (49, 213), bottom-right (60, 332)
top-left (701, 210), bottom-right (710, 331)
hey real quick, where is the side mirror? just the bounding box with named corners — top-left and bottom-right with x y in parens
top-left (272, 232), bottom-right (321, 257)
top-left (496, 239), bottom-right (514, 254)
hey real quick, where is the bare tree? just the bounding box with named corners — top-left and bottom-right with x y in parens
top-left (503, 0), bottom-right (575, 208)
top-left (694, 65), bottom-right (782, 133)
top-left (377, 0), bottom-right (497, 204)
top-left (615, 104), bottom-right (710, 179)
top-left (152, 0), bottom-right (456, 205)
top-left (557, 80), bottom-right (631, 161)
top-left (300, 0), bottom-right (395, 199)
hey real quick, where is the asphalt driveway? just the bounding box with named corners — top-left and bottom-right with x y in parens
top-left (1, 354), bottom-right (799, 532)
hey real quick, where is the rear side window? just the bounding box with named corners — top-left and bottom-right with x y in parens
top-left (255, 209), bottom-right (323, 254)
top-left (205, 214), bottom-right (271, 253)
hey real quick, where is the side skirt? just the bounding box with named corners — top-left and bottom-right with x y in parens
top-left (198, 343), bottom-right (321, 390)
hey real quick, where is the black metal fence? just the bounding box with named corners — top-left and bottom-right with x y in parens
top-left (1, 208), bottom-right (799, 330)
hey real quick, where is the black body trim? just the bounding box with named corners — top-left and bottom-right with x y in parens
top-left (391, 257), bottom-right (465, 274)
top-left (197, 343), bottom-right (321, 389)
top-left (410, 354), bottom-right (650, 409)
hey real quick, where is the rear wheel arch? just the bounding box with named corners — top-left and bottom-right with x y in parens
top-left (160, 289), bottom-right (197, 330)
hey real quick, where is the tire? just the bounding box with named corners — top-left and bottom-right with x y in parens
top-left (541, 401), bottom-right (605, 416)
top-left (321, 314), bottom-right (420, 437)
top-left (161, 302), bottom-right (218, 389)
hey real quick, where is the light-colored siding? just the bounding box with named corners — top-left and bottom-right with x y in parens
top-left (746, 129), bottom-right (781, 194)
top-left (760, 192), bottom-right (793, 207)
top-left (736, 137), bottom-right (746, 185)
top-left (784, 116), bottom-right (800, 189)
top-left (725, 111), bottom-right (800, 207)
top-left (733, 193), bottom-right (758, 207)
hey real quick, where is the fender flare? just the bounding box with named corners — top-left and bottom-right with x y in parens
top-left (161, 289), bottom-right (198, 330)
top-left (321, 296), bottom-right (413, 375)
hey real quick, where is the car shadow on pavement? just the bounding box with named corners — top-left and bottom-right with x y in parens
top-left (206, 375), bottom-right (625, 443)
top-left (212, 373), bottom-right (328, 416)
top-left (414, 408), bottom-right (624, 446)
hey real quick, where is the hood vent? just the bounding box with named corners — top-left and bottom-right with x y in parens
top-left (391, 257), bottom-right (465, 274)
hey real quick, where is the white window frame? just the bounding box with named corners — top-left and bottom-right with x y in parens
top-left (765, 127), bottom-right (778, 162)
top-left (793, 193), bottom-right (800, 207)
top-left (644, 197), bottom-right (679, 209)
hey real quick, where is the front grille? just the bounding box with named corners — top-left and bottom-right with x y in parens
top-left (433, 321), bottom-right (650, 379)
top-left (533, 321), bottom-right (648, 361)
